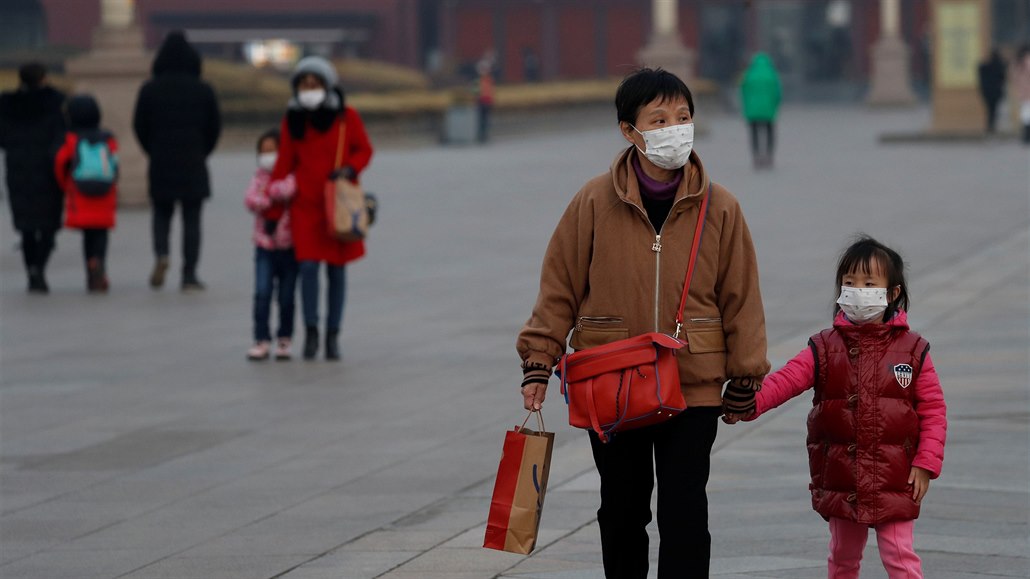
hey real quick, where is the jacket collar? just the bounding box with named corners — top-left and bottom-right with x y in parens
top-left (610, 146), bottom-right (708, 211)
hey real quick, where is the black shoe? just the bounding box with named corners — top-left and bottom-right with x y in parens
top-left (325, 330), bottom-right (340, 361)
top-left (87, 258), bottom-right (109, 293)
top-left (27, 270), bottom-right (49, 294)
top-left (150, 257), bottom-right (169, 289)
top-left (181, 270), bottom-right (206, 292)
top-left (303, 327), bottom-right (319, 360)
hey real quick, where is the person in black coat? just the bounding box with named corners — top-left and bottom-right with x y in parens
top-left (0, 62), bottom-right (66, 293)
top-left (133, 31), bottom-right (221, 291)
top-left (977, 49), bottom-right (1007, 135)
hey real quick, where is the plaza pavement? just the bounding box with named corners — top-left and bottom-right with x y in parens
top-left (1, 104), bottom-right (1027, 578)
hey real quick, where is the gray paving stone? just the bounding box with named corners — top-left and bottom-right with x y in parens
top-left (1, 104), bottom-right (1027, 578)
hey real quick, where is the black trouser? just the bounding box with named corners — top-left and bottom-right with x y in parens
top-left (82, 228), bottom-right (108, 262)
top-left (152, 198), bottom-right (203, 273)
top-left (20, 228), bottom-right (56, 273)
top-left (1023, 123), bottom-right (1030, 145)
top-left (589, 406), bottom-right (722, 579)
top-left (749, 121), bottom-right (775, 160)
top-left (478, 103), bottom-right (492, 143)
top-left (984, 98), bottom-right (1000, 133)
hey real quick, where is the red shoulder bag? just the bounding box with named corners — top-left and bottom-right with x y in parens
top-left (558, 184), bottom-right (710, 442)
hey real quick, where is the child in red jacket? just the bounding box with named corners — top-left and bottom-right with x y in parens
top-left (725, 236), bottom-right (947, 579)
top-left (54, 94), bottom-right (118, 292)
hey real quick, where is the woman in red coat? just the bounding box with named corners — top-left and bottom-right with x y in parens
top-left (270, 56), bottom-right (373, 360)
top-left (54, 94), bottom-right (118, 292)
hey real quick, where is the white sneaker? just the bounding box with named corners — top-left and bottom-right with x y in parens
top-left (247, 341), bottom-right (271, 361)
top-left (274, 338), bottom-right (292, 361)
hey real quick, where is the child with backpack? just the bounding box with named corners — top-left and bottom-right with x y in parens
top-left (54, 94), bottom-right (118, 292)
top-left (245, 129), bottom-right (298, 360)
top-left (724, 236), bottom-right (947, 578)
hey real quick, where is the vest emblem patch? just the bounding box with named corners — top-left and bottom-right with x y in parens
top-left (893, 364), bottom-right (913, 388)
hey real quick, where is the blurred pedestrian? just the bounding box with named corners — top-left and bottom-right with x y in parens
top-left (1015, 45), bottom-right (1030, 145)
top-left (0, 62), bottom-right (66, 293)
top-left (522, 47), bottom-right (541, 82)
top-left (54, 94), bottom-right (118, 293)
top-left (518, 67), bottom-right (769, 578)
top-left (739, 52), bottom-right (781, 169)
top-left (977, 49), bottom-right (1006, 135)
top-left (133, 30), bottom-right (221, 291)
top-left (476, 61), bottom-right (495, 143)
top-left (268, 56), bottom-right (373, 361)
top-left (726, 236), bottom-right (947, 579)
top-left (244, 129), bottom-right (298, 361)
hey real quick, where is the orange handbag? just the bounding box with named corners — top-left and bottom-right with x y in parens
top-left (558, 184), bottom-right (710, 443)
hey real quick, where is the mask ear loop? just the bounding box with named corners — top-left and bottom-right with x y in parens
top-left (629, 125), bottom-right (649, 156)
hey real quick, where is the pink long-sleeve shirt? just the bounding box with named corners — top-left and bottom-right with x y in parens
top-left (751, 311), bottom-right (947, 478)
top-left (244, 168), bottom-right (296, 250)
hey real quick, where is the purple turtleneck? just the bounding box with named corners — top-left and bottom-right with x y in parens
top-left (632, 153), bottom-right (682, 201)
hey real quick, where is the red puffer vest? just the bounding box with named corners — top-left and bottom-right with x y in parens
top-left (807, 322), bottom-right (929, 524)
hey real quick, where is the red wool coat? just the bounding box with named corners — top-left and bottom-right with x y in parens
top-left (271, 106), bottom-right (373, 265)
top-left (54, 132), bottom-right (118, 230)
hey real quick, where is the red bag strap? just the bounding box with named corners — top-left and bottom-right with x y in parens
top-left (673, 182), bottom-right (711, 339)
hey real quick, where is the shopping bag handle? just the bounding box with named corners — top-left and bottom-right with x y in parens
top-left (518, 410), bottom-right (546, 433)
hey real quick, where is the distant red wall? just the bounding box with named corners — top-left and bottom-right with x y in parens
top-left (557, 6), bottom-right (596, 79)
top-left (605, 4), bottom-right (646, 77)
top-left (39, 0), bottom-right (100, 48)
top-left (503, 6), bottom-right (542, 83)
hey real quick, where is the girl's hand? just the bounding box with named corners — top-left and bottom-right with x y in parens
top-left (522, 383), bottom-right (546, 411)
top-left (909, 466), bottom-right (932, 503)
top-left (721, 411), bottom-right (753, 424)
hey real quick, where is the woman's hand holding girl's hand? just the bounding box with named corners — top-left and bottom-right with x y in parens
top-left (721, 411), bottom-right (753, 425)
top-left (522, 384), bottom-right (546, 411)
top-left (909, 466), bottom-right (932, 503)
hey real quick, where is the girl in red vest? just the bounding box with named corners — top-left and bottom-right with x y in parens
top-left (54, 94), bottom-right (118, 292)
top-left (725, 236), bottom-right (947, 579)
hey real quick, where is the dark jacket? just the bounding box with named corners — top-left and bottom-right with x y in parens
top-left (0, 85), bottom-right (66, 230)
top-left (978, 54), bottom-right (1007, 103)
top-left (133, 32), bottom-right (221, 202)
top-left (807, 323), bottom-right (931, 524)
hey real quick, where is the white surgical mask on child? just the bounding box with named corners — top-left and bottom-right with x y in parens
top-left (257, 153), bottom-right (277, 171)
top-left (633, 123), bottom-right (694, 170)
top-left (836, 286), bottom-right (889, 323)
top-left (297, 88), bottom-right (327, 110)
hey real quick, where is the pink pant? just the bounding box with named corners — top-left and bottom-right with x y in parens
top-left (827, 517), bottom-right (922, 579)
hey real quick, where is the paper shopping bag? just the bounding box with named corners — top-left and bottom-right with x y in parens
top-left (483, 411), bottom-right (554, 554)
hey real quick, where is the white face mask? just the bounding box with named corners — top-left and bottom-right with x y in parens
top-left (633, 122), bottom-right (694, 170)
top-left (257, 152), bottom-right (277, 171)
top-left (297, 88), bottom-right (327, 110)
top-left (836, 286), bottom-right (889, 323)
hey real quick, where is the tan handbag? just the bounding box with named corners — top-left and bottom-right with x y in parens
top-left (324, 122), bottom-right (372, 242)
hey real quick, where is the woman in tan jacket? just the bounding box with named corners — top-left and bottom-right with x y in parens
top-left (517, 68), bottom-right (769, 579)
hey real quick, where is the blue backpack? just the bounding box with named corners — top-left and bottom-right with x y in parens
top-left (71, 137), bottom-right (118, 197)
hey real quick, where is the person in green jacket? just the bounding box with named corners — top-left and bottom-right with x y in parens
top-left (740, 52), bottom-right (782, 169)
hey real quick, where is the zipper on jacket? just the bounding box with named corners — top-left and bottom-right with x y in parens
top-left (621, 195), bottom-right (692, 333)
top-left (652, 234), bottom-right (662, 332)
top-left (575, 316), bottom-right (624, 332)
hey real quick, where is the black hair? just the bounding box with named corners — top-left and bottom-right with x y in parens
top-left (18, 62), bottom-right (47, 89)
top-left (67, 94), bottom-right (101, 130)
top-left (256, 128), bottom-right (279, 152)
top-left (615, 67), bottom-right (694, 126)
top-left (834, 234), bottom-right (910, 322)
